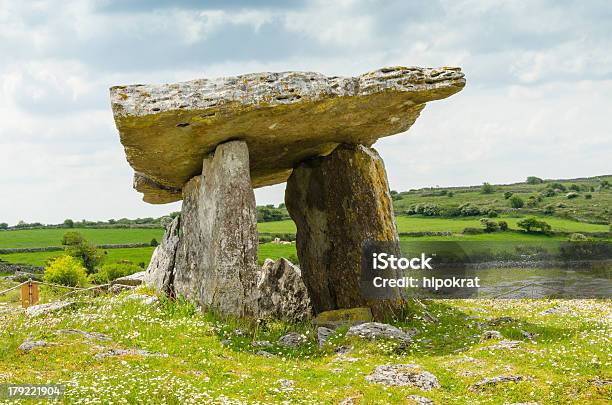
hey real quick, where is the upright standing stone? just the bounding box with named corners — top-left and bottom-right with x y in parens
top-left (285, 144), bottom-right (404, 319)
top-left (144, 216), bottom-right (180, 294)
top-left (173, 140), bottom-right (259, 317)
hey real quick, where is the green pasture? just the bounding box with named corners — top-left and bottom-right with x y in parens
top-left (0, 228), bottom-right (164, 249)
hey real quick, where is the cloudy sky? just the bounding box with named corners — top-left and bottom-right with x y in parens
top-left (1, 0), bottom-right (611, 225)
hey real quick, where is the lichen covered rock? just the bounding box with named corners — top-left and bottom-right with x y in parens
top-left (110, 67), bottom-right (465, 203)
top-left (256, 258), bottom-right (312, 321)
top-left (144, 215), bottom-right (180, 294)
top-left (285, 144), bottom-right (404, 317)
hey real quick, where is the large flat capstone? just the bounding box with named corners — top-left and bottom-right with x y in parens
top-left (110, 66), bottom-right (465, 203)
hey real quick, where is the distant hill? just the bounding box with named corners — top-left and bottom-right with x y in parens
top-left (391, 174), bottom-right (612, 224)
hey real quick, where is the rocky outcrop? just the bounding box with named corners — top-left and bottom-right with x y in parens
top-left (113, 271), bottom-right (145, 287)
top-left (366, 364), bottom-right (440, 390)
top-left (144, 216), bottom-right (180, 294)
top-left (285, 144), bottom-right (404, 318)
top-left (110, 67), bottom-right (465, 203)
top-left (346, 322), bottom-right (413, 345)
top-left (257, 258), bottom-right (312, 321)
top-left (173, 141), bottom-right (259, 317)
top-left (26, 301), bottom-right (74, 317)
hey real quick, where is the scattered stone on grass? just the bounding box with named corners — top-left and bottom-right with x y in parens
top-left (407, 394), bottom-right (434, 405)
top-left (18, 340), bottom-right (48, 352)
top-left (277, 379), bottom-right (294, 389)
top-left (256, 350), bottom-right (278, 358)
top-left (317, 327), bottom-right (334, 347)
top-left (109, 284), bottom-right (135, 294)
top-left (487, 340), bottom-right (522, 350)
top-left (56, 329), bottom-right (112, 341)
top-left (520, 330), bottom-right (538, 340)
top-left (345, 322), bottom-right (412, 346)
top-left (113, 271), bottom-right (145, 286)
top-left (539, 306), bottom-right (569, 316)
top-left (94, 348), bottom-right (167, 360)
top-left (590, 377), bottom-right (612, 387)
top-left (26, 301), bottom-right (74, 317)
top-left (334, 345), bottom-right (353, 355)
top-left (125, 294), bottom-right (158, 305)
top-left (470, 375), bottom-right (524, 391)
top-left (488, 316), bottom-right (517, 325)
top-left (366, 364), bottom-right (440, 391)
top-left (482, 330), bottom-right (503, 340)
top-left (278, 332), bottom-right (306, 347)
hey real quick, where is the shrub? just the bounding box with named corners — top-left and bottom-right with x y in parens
top-left (89, 262), bottom-right (141, 284)
top-left (44, 255), bottom-right (88, 287)
top-left (150, 238), bottom-right (159, 247)
top-left (486, 209), bottom-right (498, 218)
top-left (498, 221), bottom-right (508, 231)
top-left (569, 184), bottom-right (580, 192)
top-left (549, 182), bottom-right (567, 192)
top-left (526, 176), bottom-right (543, 184)
top-left (541, 188), bottom-right (556, 197)
top-left (0, 223), bottom-right (8, 229)
top-left (543, 205), bottom-right (555, 215)
top-left (509, 195), bottom-right (524, 208)
top-left (557, 203), bottom-right (567, 208)
top-left (503, 191), bottom-right (513, 199)
top-left (62, 231), bottom-right (84, 246)
top-left (459, 203), bottom-right (481, 216)
top-left (566, 192), bottom-right (579, 199)
top-left (585, 194), bottom-right (592, 200)
top-left (462, 227), bottom-right (484, 235)
top-left (440, 206), bottom-right (461, 217)
top-left (517, 217), bottom-right (551, 234)
top-left (481, 182), bottom-right (495, 194)
top-left (447, 191), bottom-right (454, 197)
top-left (479, 218), bottom-right (499, 233)
top-left (65, 240), bottom-right (104, 275)
top-left (63, 219), bottom-right (74, 228)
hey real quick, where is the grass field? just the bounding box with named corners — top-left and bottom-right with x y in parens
top-left (0, 287), bottom-right (609, 404)
top-left (0, 228), bottom-right (164, 249)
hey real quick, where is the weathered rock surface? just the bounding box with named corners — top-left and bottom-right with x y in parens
top-left (113, 271), bottom-right (145, 286)
top-left (110, 66), bottom-right (465, 203)
top-left (366, 364), bottom-right (440, 390)
top-left (317, 327), bottom-right (334, 347)
top-left (173, 141), bottom-right (259, 317)
top-left (26, 301), bottom-right (74, 317)
top-left (487, 340), bottom-right (522, 350)
top-left (125, 294), bottom-right (159, 306)
top-left (285, 144), bottom-right (403, 317)
top-left (278, 332), bottom-right (306, 348)
top-left (482, 330), bottom-right (503, 340)
top-left (346, 322), bottom-right (413, 345)
top-left (56, 329), bottom-right (112, 341)
top-left (18, 339), bottom-right (48, 352)
top-left (407, 395), bottom-right (434, 405)
top-left (144, 215), bottom-right (180, 294)
top-left (94, 348), bottom-right (167, 360)
top-left (256, 258), bottom-right (312, 320)
top-left (312, 307), bottom-right (373, 329)
top-left (470, 375), bottom-right (524, 391)
top-left (108, 284), bottom-right (135, 294)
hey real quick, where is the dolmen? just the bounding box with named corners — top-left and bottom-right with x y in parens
top-left (110, 66), bottom-right (465, 319)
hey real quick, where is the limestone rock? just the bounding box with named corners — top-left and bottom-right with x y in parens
top-left (108, 284), bottom-right (135, 294)
top-left (285, 144), bottom-right (404, 317)
top-left (110, 66), bottom-right (465, 203)
top-left (94, 348), bottom-right (167, 360)
top-left (482, 330), bottom-right (503, 340)
top-left (18, 339), bottom-right (48, 352)
top-left (366, 364), bottom-right (440, 390)
top-left (470, 375), bottom-right (524, 391)
top-left (407, 395), bottom-right (434, 405)
top-left (56, 329), bottom-right (112, 341)
top-left (312, 307), bottom-right (373, 329)
top-left (256, 258), bottom-right (312, 321)
top-left (144, 215), bottom-right (180, 294)
top-left (317, 327), bottom-right (334, 347)
top-left (487, 340), bottom-right (522, 350)
top-left (26, 301), bottom-right (74, 317)
top-left (113, 271), bottom-right (145, 287)
top-left (346, 322), bottom-right (413, 345)
top-left (173, 141), bottom-right (259, 317)
top-left (278, 332), bottom-right (306, 348)
top-left (125, 294), bottom-right (159, 306)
